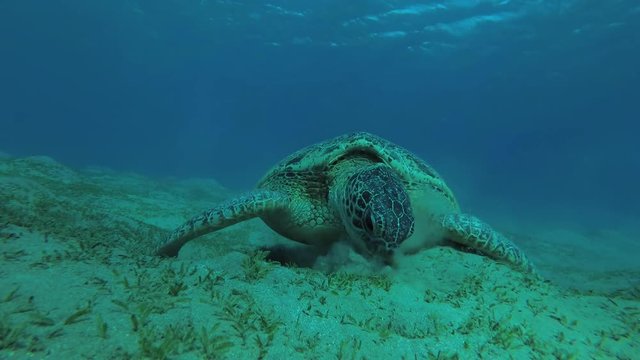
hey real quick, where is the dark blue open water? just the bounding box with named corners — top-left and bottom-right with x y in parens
top-left (1, 0), bottom-right (638, 227)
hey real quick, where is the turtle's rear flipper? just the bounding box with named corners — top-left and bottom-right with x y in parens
top-left (155, 190), bottom-right (290, 257)
top-left (439, 213), bottom-right (537, 275)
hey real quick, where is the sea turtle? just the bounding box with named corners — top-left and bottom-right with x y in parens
top-left (155, 132), bottom-right (535, 274)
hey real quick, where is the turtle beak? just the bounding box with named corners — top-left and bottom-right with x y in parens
top-left (364, 236), bottom-right (396, 257)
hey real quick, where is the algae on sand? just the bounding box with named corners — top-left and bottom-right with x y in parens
top-left (0, 154), bottom-right (638, 359)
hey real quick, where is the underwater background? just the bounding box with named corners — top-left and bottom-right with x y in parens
top-left (0, 1), bottom-right (639, 359)
top-left (2, 0), bottom-right (639, 225)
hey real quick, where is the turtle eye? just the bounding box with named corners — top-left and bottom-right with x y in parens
top-left (364, 215), bottom-right (374, 233)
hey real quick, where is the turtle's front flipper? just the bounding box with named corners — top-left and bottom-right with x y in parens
top-left (439, 213), bottom-right (536, 275)
top-left (155, 190), bottom-right (290, 257)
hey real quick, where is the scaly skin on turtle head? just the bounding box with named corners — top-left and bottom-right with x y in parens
top-left (338, 163), bottom-right (415, 256)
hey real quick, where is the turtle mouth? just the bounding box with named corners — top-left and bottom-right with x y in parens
top-left (364, 236), bottom-right (397, 257)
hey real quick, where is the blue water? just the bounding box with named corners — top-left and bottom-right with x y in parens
top-left (1, 1), bottom-right (638, 226)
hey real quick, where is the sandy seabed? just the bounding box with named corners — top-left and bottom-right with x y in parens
top-left (0, 154), bottom-right (638, 359)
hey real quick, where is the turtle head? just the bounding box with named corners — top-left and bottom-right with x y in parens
top-left (341, 164), bottom-right (414, 256)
